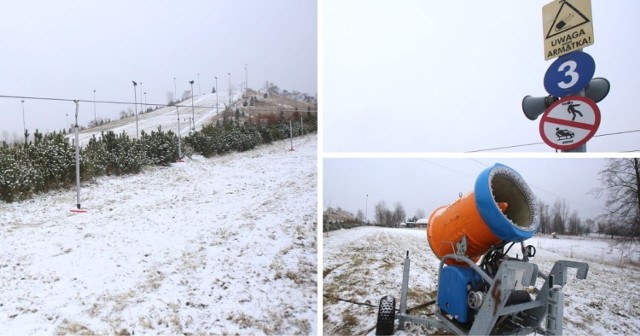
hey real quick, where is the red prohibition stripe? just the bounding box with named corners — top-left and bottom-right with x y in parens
top-left (543, 117), bottom-right (594, 130)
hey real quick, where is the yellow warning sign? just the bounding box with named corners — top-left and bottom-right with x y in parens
top-left (542, 0), bottom-right (594, 60)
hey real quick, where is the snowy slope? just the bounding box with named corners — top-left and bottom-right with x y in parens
top-left (1, 135), bottom-right (317, 335)
top-left (71, 91), bottom-right (236, 147)
top-left (323, 226), bottom-right (640, 335)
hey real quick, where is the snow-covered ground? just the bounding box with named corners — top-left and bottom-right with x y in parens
top-left (323, 226), bottom-right (640, 335)
top-left (1, 135), bottom-right (317, 335)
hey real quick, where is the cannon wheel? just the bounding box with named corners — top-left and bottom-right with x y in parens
top-left (375, 295), bottom-right (396, 335)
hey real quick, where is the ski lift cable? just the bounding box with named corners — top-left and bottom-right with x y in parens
top-left (0, 94), bottom-right (317, 113)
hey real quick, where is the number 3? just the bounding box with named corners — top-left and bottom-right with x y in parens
top-left (558, 60), bottom-right (579, 89)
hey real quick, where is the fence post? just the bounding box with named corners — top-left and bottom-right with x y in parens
top-left (74, 100), bottom-right (81, 209)
top-left (289, 120), bottom-right (294, 151)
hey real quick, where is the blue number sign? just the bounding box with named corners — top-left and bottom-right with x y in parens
top-left (543, 51), bottom-right (595, 97)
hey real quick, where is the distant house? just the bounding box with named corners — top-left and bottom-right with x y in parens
top-left (416, 218), bottom-right (428, 229)
top-left (405, 221), bottom-right (417, 228)
top-left (400, 220), bottom-right (428, 229)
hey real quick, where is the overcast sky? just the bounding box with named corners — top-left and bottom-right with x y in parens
top-left (323, 0), bottom-right (640, 152)
top-left (0, 0), bottom-right (316, 140)
top-left (324, 158), bottom-right (610, 223)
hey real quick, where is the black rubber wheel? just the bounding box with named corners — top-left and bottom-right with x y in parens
top-left (375, 295), bottom-right (396, 335)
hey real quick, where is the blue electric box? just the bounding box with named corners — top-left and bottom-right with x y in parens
top-left (437, 265), bottom-right (484, 323)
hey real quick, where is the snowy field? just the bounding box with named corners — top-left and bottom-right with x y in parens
top-left (323, 226), bottom-right (640, 335)
top-left (1, 135), bottom-right (317, 335)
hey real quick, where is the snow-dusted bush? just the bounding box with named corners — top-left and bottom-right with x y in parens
top-left (0, 113), bottom-right (316, 203)
top-left (140, 127), bottom-right (179, 165)
top-left (184, 124), bottom-right (263, 158)
top-left (0, 131), bottom-right (75, 202)
top-left (82, 131), bottom-right (147, 177)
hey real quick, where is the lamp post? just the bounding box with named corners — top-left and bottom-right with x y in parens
top-left (21, 100), bottom-right (26, 143)
top-left (189, 80), bottom-right (195, 132)
top-left (93, 89), bottom-right (96, 126)
top-left (132, 81), bottom-right (139, 139)
top-left (198, 73), bottom-right (201, 96)
top-left (139, 82), bottom-right (143, 116)
top-left (176, 106), bottom-right (182, 158)
top-left (365, 194), bottom-right (369, 224)
top-left (144, 91), bottom-right (147, 113)
top-left (215, 76), bottom-right (218, 115)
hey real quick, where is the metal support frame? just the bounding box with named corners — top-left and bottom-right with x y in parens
top-left (397, 251), bottom-right (410, 331)
top-left (395, 252), bottom-right (449, 332)
top-left (389, 252), bottom-right (588, 335)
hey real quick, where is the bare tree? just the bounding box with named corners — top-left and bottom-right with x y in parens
top-left (584, 218), bottom-right (595, 235)
top-left (392, 202), bottom-right (406, 226)
top-left (356, 209), bottom-right (365, 223)
top-left (551, 199), bottom-right (569, 234)
top-left (538, 199), bottom-right (551, 234)
top-left (414, 208), bottom-right (426, 220)
top-left (375, 200), bottom-right (389, 226)
top-left (594, 158), bottom-right (640, 242)
top-left (568, 210), bottom-right (581, 236)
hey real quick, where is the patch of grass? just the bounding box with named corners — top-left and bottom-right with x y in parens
top-left (343, 308), bottom-right (358, 324)
top-left (407, 288), bottom-right (436, 303)
top-left (55, 319), bottom-right (95, 336)
top-left (285, 270), bottom-right (302, 284)
top-left (353, 287), bottom-right (368, 297)
top-left (116, 329), bottom-right (131, 336)
top-left (323, 263), bottom-right (342, 278)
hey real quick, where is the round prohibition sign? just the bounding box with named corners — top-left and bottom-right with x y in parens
top-left (539, 96), bottom-right (601, 151)
top-left (544, 51), bottom-right (596, 97)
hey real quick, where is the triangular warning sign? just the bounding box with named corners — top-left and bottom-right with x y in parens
top-left (546, 1), bottom-right (590, 39)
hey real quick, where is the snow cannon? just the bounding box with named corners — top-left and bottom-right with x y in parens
top-left (376, 163), bottom-right (589, 336)
top-left (427, 163), bottom-right (539, 265)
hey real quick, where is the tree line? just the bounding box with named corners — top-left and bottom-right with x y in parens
top-left (0, 114), bottom-right (317, 203)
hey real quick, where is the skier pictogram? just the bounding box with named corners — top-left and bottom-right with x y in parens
top-left (563, 101), bottom-right (583, 121)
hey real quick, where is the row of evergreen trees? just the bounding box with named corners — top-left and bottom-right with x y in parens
top-left (0, 117), bottom-right (316, 203)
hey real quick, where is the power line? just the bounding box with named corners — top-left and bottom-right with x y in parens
top-left (0, 94), bottom-right (317, 113)
top-left (468, 129), bottom-right (640, 152)
top-left (467, 141), bottom-right (547, 153)
top-left (418, 159), bottom-right (476, 180)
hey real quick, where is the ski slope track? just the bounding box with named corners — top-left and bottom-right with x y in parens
top-left (70, 91), bottom-right (236, 147)
top-left (323, 226), bottom-right (640, 335)
top-left (0, 135), bottom-right (317, 335)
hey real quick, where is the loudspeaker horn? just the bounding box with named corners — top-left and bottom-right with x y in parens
top-left (585, 77), bottom-right (610, 103)
top-left (522, 95), bottom-right (558, 121)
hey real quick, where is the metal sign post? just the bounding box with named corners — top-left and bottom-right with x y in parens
top-left (522, 0), bottom-right (609, 153)
top-left (542, 48), bottom-right (597, 152)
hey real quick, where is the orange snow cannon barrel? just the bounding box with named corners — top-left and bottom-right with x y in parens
top-left (427, 163), bottom-right (539, 264)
